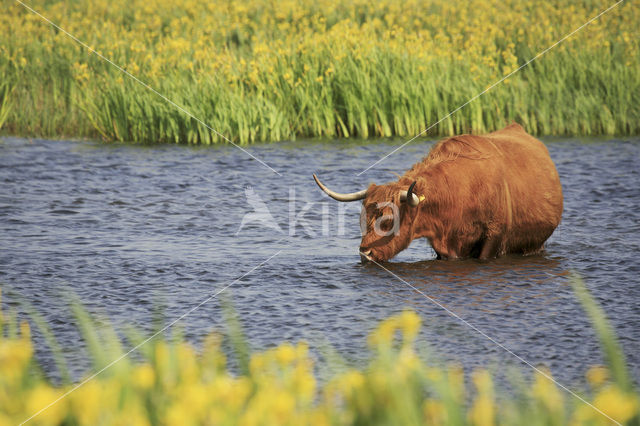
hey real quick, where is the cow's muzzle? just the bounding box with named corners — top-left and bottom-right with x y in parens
top-left (359, 250), bottom-right (373, 263)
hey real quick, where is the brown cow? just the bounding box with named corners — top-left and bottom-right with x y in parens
top-left (313, 123), bottom-right (563, 262)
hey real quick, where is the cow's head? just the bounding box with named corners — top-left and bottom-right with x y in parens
top-left (313, 174), bottom-right (425, 263)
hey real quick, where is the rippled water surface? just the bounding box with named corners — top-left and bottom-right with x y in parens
top-left (1, 136), bottom-right (639, 387)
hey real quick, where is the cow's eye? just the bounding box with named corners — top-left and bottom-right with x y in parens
top-left (380, 218), bottom-right (393, 231)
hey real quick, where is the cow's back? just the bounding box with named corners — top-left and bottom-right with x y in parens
top-left (421, 123), bottom-right (563, 256)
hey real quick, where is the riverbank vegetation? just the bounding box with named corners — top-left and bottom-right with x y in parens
top-left (2, 0), bottom-right (639, 143)
top-left (1, 277), bottom-right (638, 425)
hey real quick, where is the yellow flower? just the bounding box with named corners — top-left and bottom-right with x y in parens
top-left (469, 395), bottom-right (494, 426)
top-left (0, 324), bottom-right (33, 387)
top-left (249, 352), bottom-right (266, 375)
top-left (70, 380), bottom-right (102, 425)
top-left (25, 385), bottom-right (67, 426)
top-left (0, 413), bottom-right (13, 426)
top-left (177, 342), bottom-right (199, 383)
top-left (20, 321), bottom-right (31, 340)
top-left (132, 363), bottom-right (155, 390)
top-left (423, 399), bottom-right (446, 425)
top-left (531, 370), bottom-right (564, 415)
top-left (586, 365), bottom-right (608, 387)
top-left (166, 401), bottom-right (193, 425)
top-left (425, 366), bottom-right (443, 382)
top-left (448, 365), bottom-right (465, 402)
top-left (473, 369), bottom-right (493, 394)
top-left (368, 316), bottom-right (397, 347)
top-left (294, 369), bottom-right (316, 402)
top-left (593, 386), bottom-right (639, 424)
top-left (128, 62), bottom-right (140, 75)
top-left (469, 370), bottom-right (494, 426)
top-left (272, 390), bottom-right (295, 420)
top-left (182, 383), bottom-right (210, 419)
top-left (398, 310), bottom-right (421, 342)
top-left (340, 370), bottom-right (365, 393)
top-left (275, 343), bottom-right (296, 366)
top-left (295, 341), bottom-right (309, 359)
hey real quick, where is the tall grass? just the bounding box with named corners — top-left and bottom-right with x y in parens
top-left (2, 0), bottom-right (639, 143)
top-left (1, 276), bottom-right (639, 425)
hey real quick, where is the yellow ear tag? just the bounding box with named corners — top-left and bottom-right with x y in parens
top-left (418, 195), bottom-right (426, 202)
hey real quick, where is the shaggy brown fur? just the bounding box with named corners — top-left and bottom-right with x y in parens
top-left (359, 123), bottom-right (563, 261)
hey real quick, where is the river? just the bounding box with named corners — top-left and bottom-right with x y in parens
top-left (1, 135), bottom-right (639, 388)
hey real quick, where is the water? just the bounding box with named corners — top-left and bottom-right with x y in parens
top-left (1, 136), bottom-right (639, 389)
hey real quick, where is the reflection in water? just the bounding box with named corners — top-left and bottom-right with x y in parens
top-left (384, 255), bottom-right (568, 312)
top-left (1, 136), bottom-right (639, 387)
top-left (357, 254), bottom-right (582, 386)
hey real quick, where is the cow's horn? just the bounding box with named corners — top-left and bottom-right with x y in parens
top-left (313, 174), bottom-right (367, 202)
top-left (400, 181), bottom-right (420, 206)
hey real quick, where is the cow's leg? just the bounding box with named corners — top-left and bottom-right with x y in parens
top-left (428, 237), bottom-right (450, 260)
top-left (479, 237), bottom-right (500, 260)
top-left (523, 245), bottom-right (545, 256)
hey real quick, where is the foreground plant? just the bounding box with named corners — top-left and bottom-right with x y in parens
top-left (0, 280), bottom-right (638, 425)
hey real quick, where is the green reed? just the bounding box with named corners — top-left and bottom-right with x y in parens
top-left (3, 47), bottom-right (638, 144)
top-left (2, 0), bottom-right (639, 144)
